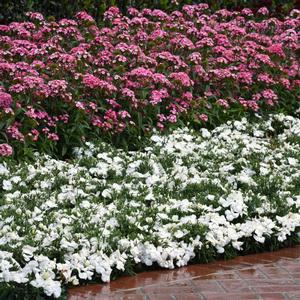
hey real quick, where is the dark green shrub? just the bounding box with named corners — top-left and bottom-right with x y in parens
top-left (0, 0), bottom-right (298, 24)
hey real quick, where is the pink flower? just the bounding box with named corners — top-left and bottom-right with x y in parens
top-left (83, 74), bottom-right (117, 93)
top-left (182, 92), bottom-right (193, 101)
top-left (103, 6), bottom-right (121, 21)
top-left (257, 73), bottom-right (275, 85)
top-left (268, 43), bottom-right (285, 58)
top-left (167, 114), bottom-right (177, 123)
top-left (210, 69), bottom-right (235, 80)
top-left (217, 99), bottom-right (230, 109)
top-left (237, 72), bottom-right (253, 85)
top-left (129, 67), bottom-right (153, 78)
top-left (254, 54), bottom-right (273, 66)
top-left (118, 110), bottom-right (131, 119)
top-left (0, 5), bottom-right (298, 150)
top-left (170, 35), bottom-right (195, 49)
top-left (157, 114), bottom-right (167, 122)
top-left (199, 114), bottom-right (208, 122)
top-left (75, 101), bottom-right (85, 110)
top-left (262, 89), bottom-right (278, 106)
top-left (257, 7), bottom-right (269, 16)
top-left (75, 11), bottom-right (95, 22)
top-left (239, 99), bottom-right (260, 112)
top-left (48, 80), bottom-right (68, 96)
top-left (30, 129), bottom-right (39, 141)
top-left (82, 74), bottom-right (101, 89)
top-left (188, 52), bottom-right (202, 64)
top-left (149, 29), bottom-right (167, 40)
top-left (7, 123), bottom-right (24, 142)
top-left (0, 25), bottom-right (10, 32)
top-left (169, 72), bottom-right (194, 87)
top-left (47, 133), bottom-right (59, 141)
top-left (0, 144), bottom-right (13, 157)
top-left (150, 89), bottom-right (169, 105)
top-left (128, 8), bottom-right (139, 16)
top-left (0, 92), bottom-right (13, 109)
top-left (26, 12), bottom-right (44, 22)
top-left (157, 122), bottom-right (164, 130)
top-left (241, 8), bottom-right (253, 16)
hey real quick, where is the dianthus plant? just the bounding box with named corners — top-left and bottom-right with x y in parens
top-left (0, 6), bottom-right (299, 155)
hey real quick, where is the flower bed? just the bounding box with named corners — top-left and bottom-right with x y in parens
top-left (1, 113), bottom-right (300, 298)
top-left (0, 5), bottom-right (299, 156)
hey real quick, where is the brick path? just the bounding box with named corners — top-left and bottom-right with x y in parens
top-left (68, 246), bottom-right (300, 300)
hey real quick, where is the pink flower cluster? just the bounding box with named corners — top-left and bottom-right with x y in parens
top-left (0, 92), bottom-right (12, 109)
top-left (0, 5), bottom-right (299, 153)
top-left (0, 144), bottom-right (13, 157)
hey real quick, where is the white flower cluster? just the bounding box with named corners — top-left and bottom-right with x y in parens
top-left (1, 113), bottom-right (300, 298)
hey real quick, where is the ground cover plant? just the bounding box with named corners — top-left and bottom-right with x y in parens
top-left (0, 112), bottom-right (300, 298)
top-left (0, 5), bottom-right (299, 157)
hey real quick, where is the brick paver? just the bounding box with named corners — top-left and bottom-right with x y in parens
top-left (68, 246), bottom-right (300, 300)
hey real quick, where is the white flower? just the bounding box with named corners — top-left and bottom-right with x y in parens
top-left (219, 191), bottom-right (247, 221)
top-left (150, 135), bottom-right (162, 143)
top-left (2, 180), bottom-right (12, 191)
top-left (31, 275), bottom-right (61, 298)
top-left (0, 164), bottom-right (9, 176)
top-left (237, 171), bottom-right (256, 186)
top-left (1, 113), bottom-right (300, 298)
top-left (22, 245), bottom-right (37, 262)
top-left (287, 157), bottom-right (297, 166)
top-left (174, 230), bottom-right (185, 238)
top-left (80, 200), bottom-right (91, 209)
top-left (201, 128), bottom-right (211, 138)
top-left (101, 189), bottom-right (112, 198)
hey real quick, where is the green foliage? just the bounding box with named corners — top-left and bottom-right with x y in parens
top-left (0, 283), bottom-right (67, 300)
top-left (0, 0), bottom-right (297, 24)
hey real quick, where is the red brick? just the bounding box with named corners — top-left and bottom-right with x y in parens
top-left (282, 265), bottom-right (300, 274)
top-left (201, 292), bottom-right (258, 299)
top-left (143, 284), bottom-right (194, 295)
top-left (147, 296), bottom-right (174, 300)
top-left (286, 291), bottom-right (300, 299)
top-left (174, 294), bottom-right (204, 300)
top-left (292, 273), bottom-right (300, 279)
top-left (112, 296), bottom-right (145, 300)
top-left (218, 279), bottom-right (252, 293)
top-left (245, 279), bottom-right (295, 287)
top-left (191, 279), bottom-right (225, 293)
top-left (237, 268), bottom-right (268, 279)
top-left (253, 284), bottom-right (300, 293)
top-left (199, 272), bottom-right (239, 280)
top-left (258, 293), bottom-right (287, 300)
top-left (258, 265), bottom-right (291, 278)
